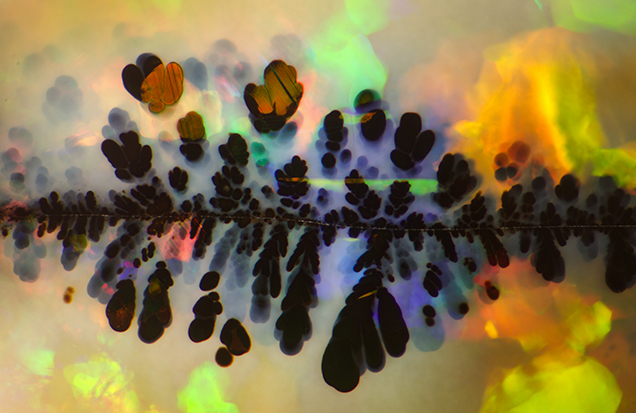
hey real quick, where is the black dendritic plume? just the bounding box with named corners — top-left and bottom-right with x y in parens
top-left (2, 54), bottom-right (636, 394)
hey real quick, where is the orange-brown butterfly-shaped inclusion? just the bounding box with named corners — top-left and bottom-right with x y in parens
top-left (141, 62), bottom-right (184, 113)
top-left (177, 111), bottom-right (206, 142)
top-left (246, 60), bottom-right (303, 120)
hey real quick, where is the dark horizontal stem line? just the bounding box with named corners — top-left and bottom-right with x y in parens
top-left (7, 211), bottom-right (636, 233)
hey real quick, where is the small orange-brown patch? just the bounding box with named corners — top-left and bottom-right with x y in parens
top-left (63, 286), bottom-right (75, 304)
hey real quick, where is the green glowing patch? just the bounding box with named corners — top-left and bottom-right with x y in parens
top-left (178, 361), bottom-right (239, 413)
top-left (566, 301), bottom-right (612, 353)
top-left (24, 349), bottom-right (55, 377)
top-left (310, 11), bottom-right (388, 108)
top-left (549, 0), bottom-right (636, 34)
top-left (63, 353), bottom-right (141, 413)
top-left (480, 356), bottom-right (622, 413)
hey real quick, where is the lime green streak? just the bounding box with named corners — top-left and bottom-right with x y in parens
top-left (308, 178), bottom-right (438, 195)
top-left (178, 362), bottom-right (239, 413)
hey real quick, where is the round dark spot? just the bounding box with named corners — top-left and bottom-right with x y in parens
top-left (360, 109), bottom-right (386, 142)
top-left (215, 346), bottom-right (234, 367)
top-left (322, 153), bottom-right (336, 169)
top-left (200, 271), bottom-right (221, 291)
top-left (494, 152), bottom-right (508, 168)
top-left (458, 302), bottom-right (469, 315)
top-left (354, 89), bottom-right (380, 113)
top-left (340, 149), bottom-right (352, 164)
top-left (508, 140), bottom-right (531, 163)
top-left (422, 304), bottom-right (436, 318)
top-left (425, 317), bottom-right (435, 327)
top-left (494, 167), bottom-right (508, 182)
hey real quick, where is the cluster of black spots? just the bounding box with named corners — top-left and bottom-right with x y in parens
top-left (433, 153), bottom-right (477, 209)
top-left (353, 89), bottom-right (387, 142)
top-left (458, 193), bottom-right (506, 267)
top-left (401, 212), bottom-right (425, 251)
top-left (8, 127), bottom-right (33, 146)
top-left (63, 286), bottom-right (75, 304)
top-left (275, 228), bottom-right (321, 355)
top-left (484, 280), bottom-right (500, 300)
top-left (390, 113), bottom-right (435, 171)
top-left (189, 271), bottom-right (223, 343)
top-left (498, 184), bottom-right (533, 253)
top-left (141, 241), bottom-right (157, 262)
top-left (385, 181), bottom-right (414, 219)
top-left (533, 202), bottom-right (566, 282)
top-left (101, 131), bottom-right (152, 182)
top-left (394, 240), bottom-right (417, 281)
top-left (38, 191), bottom-right (102, 241)
top-left (318, 110), bottom-right (349, 170)
top-left (322, 268), bottom-right (409, 392)
top-left (493, 141), bottom-right (531, 182)
top-left (191, 214), bottom-right (217, 260)
top-left (463, 257), bottom-right (477, 273)
top-left (252, 223), bottom-right (288, 322)
top-left (354, 229), bottom-right (393, 272)
top-left (422, 304), bottom-right (436, 326)
top-left (183, 57), bottom-right (208, 90)
top-left (42, 75), bottom-right (83, 122)
top-left (110, 180), bottom-right (174, 237)
top-left (236, 219), bottom-right (264, 258)
top-left (210, 165), bottom-right (248, 213)
top-left (423, 263), bottom-right (443, 297)
top-left (428, 222), bottom-right (458, 263)
top-left (138, 261), bottom-right (174, 344)
top-left (276, 155), bottom-right (309, 204)
top-left (102, 108), bottom-right (138, 140)
top-left (38, 191), bottom-right (103, 271)
top-left (216, 318), bottom-right (252, 368)
top-left (555, 174), bottom-right (579, 203)
top-left (106, 279), bottom-right (136, 332)
top-left (322, 209), bottom-right (340, 246)
top-left (88, 220), bottom-right (145, 297)
top-left (566, 201), bottom-right (597, 258)
top-left (600, 187), bottom-right (636, 292)
top-left (168, 167), bottom-right (188, 192)
top-left (177, 111), bottom-right (207, 162)
top-left (344, 169), bottom-right (382, 223)
top-left (122, 53), bottom-right (184, 113)
top-left (218, 133), bottom-right (249, 166)
top-left (244, 60), bottom-right (303, 133)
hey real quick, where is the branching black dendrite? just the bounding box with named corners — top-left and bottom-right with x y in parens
top-left (4, 58), bottom-right (636, 394)
top-left (275, 227), bottom-right (321, 354)
top-left (321, 267), bottom-right (409, 392)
